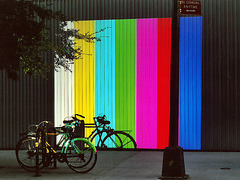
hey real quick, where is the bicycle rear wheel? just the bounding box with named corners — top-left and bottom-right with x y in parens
top-left (15, 137), bottom-right (43, 171)
top-left (102, 131), bottom-right (137, 149)
top-left (65, 138), bottom-right (97, 173)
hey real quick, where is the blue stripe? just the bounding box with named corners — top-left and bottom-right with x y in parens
top-left (179, 17), bottom-right (202, 150)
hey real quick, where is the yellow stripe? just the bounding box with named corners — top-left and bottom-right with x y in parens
top-left (74, 21), bottom-right (95, 138)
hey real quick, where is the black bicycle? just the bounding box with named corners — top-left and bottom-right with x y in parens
top-left (73, 114), bottom-right (137, 150)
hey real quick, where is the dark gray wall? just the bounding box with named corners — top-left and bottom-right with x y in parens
top-left (1, 0), bottom-right (240, 150)
top-left (0, 71), bottom-right (54, 149)
top-left (201, 0), bottom-right (240, 150)
top-left (51, 0), bottom-right (173, 20)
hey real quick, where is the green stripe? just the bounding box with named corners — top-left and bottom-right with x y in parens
top-left (115, 19), bottom-right (136, 141)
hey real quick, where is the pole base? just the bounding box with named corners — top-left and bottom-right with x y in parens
top-left (161, 146), bottom-right (188, 179)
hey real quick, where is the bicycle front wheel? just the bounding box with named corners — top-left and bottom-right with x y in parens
top-left (65, 138), bottom-right (97, 173)
top-left (102, 131), bottom-right (137, 149)
top-left (15, 136), bottom-right (43, 171)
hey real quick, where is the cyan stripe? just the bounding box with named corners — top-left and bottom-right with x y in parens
top-left (95, 20), bottom-right (116, 146)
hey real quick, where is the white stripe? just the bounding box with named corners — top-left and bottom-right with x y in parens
top-left (54, 21), bottom-right (75, 128)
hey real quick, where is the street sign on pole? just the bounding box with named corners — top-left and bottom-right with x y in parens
top-left (180, 0), bottom-right (202, 16)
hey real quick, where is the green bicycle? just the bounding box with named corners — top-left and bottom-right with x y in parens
top-left (15, 119), bottom-right (97, 173)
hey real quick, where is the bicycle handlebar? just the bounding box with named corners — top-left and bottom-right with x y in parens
top-left (39, 121), bottom-right (53, 127)
top-left (28, 121), bottom-right (53, 132)
top-left (63, 115), bottom-right (84, 128)
top-left (93, 115), bottom-right (110, 125)
top-left (93, 115), bottom-right (106, 120)
top-left (75, 114), bottom-right (85, 119)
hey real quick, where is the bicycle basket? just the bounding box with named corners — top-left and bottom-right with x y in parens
top-left (73, 120), bottom-right (85, 138)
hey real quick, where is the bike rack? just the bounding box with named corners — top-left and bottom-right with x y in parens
top-left (35, 126), bottom-right (45, 177)
top-left (32, 118), bottom-right (97, 176)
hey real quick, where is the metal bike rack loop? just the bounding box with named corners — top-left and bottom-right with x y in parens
top-left (35, 127), bottom-right (45, 177)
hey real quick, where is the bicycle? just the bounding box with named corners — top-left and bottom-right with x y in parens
top-left (15, 120), bottom-right (97, 173)
top-left (72, 114), bottom-right (137, 150)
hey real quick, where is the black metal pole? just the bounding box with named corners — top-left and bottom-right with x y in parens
top-left (169, 0), bottom-right (180, 148)
top-left (160, 0), bottom-right (188, 179)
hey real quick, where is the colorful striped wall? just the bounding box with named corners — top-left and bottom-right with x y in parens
top-left (54, 17), bottom-right (203, 150)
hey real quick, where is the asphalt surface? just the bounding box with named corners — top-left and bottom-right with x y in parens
top-left (1, 150), bottom-right (240, 180)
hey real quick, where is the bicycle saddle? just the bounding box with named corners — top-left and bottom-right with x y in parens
top-left (63, 120), bottom-right (74, 124)
top-left (97, 119), bottom-right (110, 124)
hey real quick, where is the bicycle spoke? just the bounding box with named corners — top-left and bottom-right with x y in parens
top-left (122, 140), bottom-right (132, 146)
top-left (108, 136), bottom-right (121, 148)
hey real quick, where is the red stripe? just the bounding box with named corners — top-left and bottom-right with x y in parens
top-left (157, 18), bottom-right (172, 149)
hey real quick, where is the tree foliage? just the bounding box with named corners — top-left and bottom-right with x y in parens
top-left (0, 0), bottom-right (96, 80)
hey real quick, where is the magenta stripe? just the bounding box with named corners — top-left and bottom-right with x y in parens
top-left (137, 19), bottom-right (158, 149)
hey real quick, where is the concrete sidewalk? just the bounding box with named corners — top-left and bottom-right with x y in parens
top-left (0, 150), bottom-right (240, 180)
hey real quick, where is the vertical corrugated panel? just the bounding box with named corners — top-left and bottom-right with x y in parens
top-left (115, 19), bottom-right (137, 146)
top-left (136, 19), bottom-right (158, 149)
top-left (157, 18), bottom-right (172, 149)
top-left (201, 0), bottom-right (240, 150)
top-left (95, 20), bottom-right (116, 128)
top-left (74, 21), bottom-right (95, 137)
top-left (0, 68), bottom-right (54, 149)
top-left (95, 20), bottom-right (116, 147)
top-left (54, 22), bottom-right (75, 127)
top-left (54, 65), bottom-right (74, 126)
top-left (179, 17), bottom-right (202, 150)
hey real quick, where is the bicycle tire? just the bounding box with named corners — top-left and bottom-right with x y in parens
top-left (65, 138), bottom-right (97, 173)
top-left (102, 131), bottom-right (137, 149)
top-left (15, 136), bottom-right (43, 171)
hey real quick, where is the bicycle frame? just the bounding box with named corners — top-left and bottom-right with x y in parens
top-left (47, 130), bottom-right (97, 155)
top-left (85, 119), bottom-right (113, 146)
